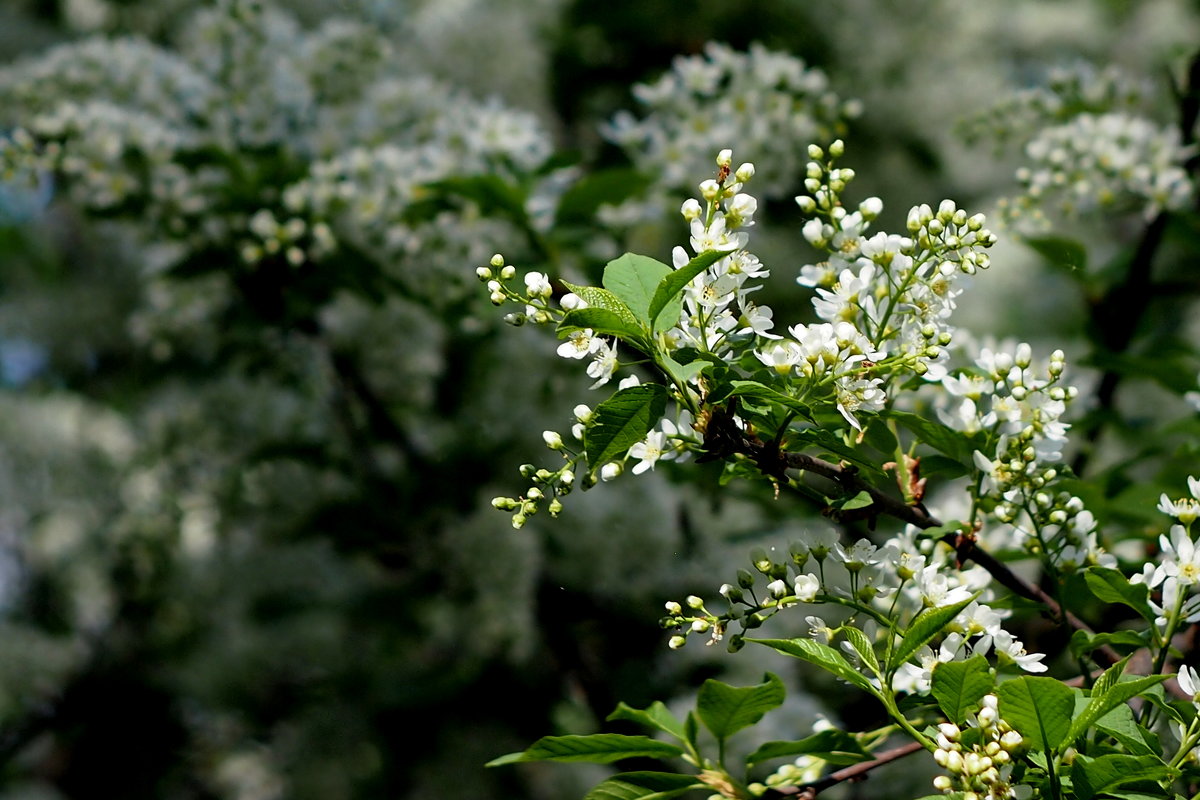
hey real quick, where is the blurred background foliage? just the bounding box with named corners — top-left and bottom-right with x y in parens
top-left (0, 1), bottom-right (1197, 798)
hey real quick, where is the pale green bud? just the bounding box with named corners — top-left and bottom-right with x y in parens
top-left (490, 253), bottom-right (505, 267)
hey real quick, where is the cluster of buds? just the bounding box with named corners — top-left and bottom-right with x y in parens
top-left (475, 253), bottom-right (570, 326)
top-left (490, 414), bottom-right (588, 529)
top-left (490, 458), bottom-right (576, 530)
top-left (932, 696), bottom-right (1023, 800)
top-left (662, 536), bottom-right (846, 651)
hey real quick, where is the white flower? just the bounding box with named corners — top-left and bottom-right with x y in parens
top-left (628, 430), bottom-right (667, 475)
top-left (557, 329), bottom-right (601, 360)
top-left (794, 573), bottom-right (820, 602)
top-left (1178, 664), bottom-right (1200, 702)
top-left (754, 340), bottom-right (803, 375)
top-left (586, 340), bottom-right (618, 388)
top-left (836, 538), bottom-right (878, 573)
top-left (1159, 490), bottom-right (1200, 525)
top-left (915, 566), bottom-right (975, 609)
top-left (1158, 525), bottom-right (1200, 586)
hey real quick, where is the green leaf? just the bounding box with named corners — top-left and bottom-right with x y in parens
top-left (555, 168), bottom-right (652, 227)
top-left (746, 729), bottom-right (871, 767)
top-left (840, 625), bottom-right (881, 675)
top-left (583, 772), bottom-right (704, 800)
top-left (840, 491), bottom-right (874, 511)
top-left (559, 308), bottom-right (649, 343)
top-left (487, 734), bottom-right (684, 766)
top-left (1083, 568), bottom-right (1155, 622)
top-left (607, 701), bottom-right (687, 742)
top-left (890, 595), bottom-right (979, 671)
top-left (696, 673), bottom-right (785, 741)
top-left (1023, 236), bottom-right (1088, 274)
top-left (561, 283), bottom-right (644, 327)
top-left (1068, 671), bottom-right (1170, 745)
top-left (887, 410), bottom-right (976, 466)
top-left (660, 354), bottom-right (709, 386)
top-left (713, 380), bottom-right (816, 420)
top-left (931, 655), bottom-right (994, 725)
top-left (747, 638), bottom-right (878, 695)
top-left (584, 384), bottom-right (668, 474)
top-left (603, 254), bottom-right (674, 328)
top-left (1070, 754), bottom-right (1170, 800)
top-left (996, 676), bottom-right (1076, 753)
top-left (647, 250), bottom-right (730, 331)
top-left (1069, 629), bottom-right (1150, 660)
top-left (1073, 696), bottom-right (1158, 756)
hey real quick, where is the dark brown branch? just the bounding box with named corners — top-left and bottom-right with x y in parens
top-left (763, 741), bottom-right (925, 799)
top-left (1073, 47), bottom-right (1200, 476)
top-left (710, 417), bottom-right (1123, 667)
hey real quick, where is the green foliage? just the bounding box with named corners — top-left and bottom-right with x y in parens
top-left (996, 677), bottom-right (1076, 753)
top-left (583, 384), bottom-right (668, 474)
top-left (931, 655), bottom-right (994, 725)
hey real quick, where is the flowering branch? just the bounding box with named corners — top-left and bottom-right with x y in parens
top-left (763, 741), bottom-right (925, 799)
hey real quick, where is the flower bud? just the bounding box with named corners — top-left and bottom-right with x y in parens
top-left (476, 266), bottom-right (493, 280)
top-left (490, 253), bottom-right (505, 267)
top-left (665, 601), bottom-right (682, 615)
top-left (542, 431), bottom-right (564, 450)
top-left (796, 195), bottom-right (817, 213)
top-left (500, 265), bottom-right (516, 280)
top-left (686, 595), bottom-right (704, 609)
top-left (668, 635), bottom-right (687, 649)
top-left (716, 149), bottom-right (733, 167)
top-left (807, 144), bottom-right (824, 160)
top-left (735, 162), bottom-right (755, 182)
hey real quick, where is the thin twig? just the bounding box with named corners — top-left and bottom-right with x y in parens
top-left (763, 741), bottom-right (925, 799)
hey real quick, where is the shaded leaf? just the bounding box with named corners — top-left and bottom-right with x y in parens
top-left (583, 771), bottom-right (704, 800)
top-left (747, 729), bottom-right (871, 767)
top-left (1024, 236), bottom-right (1088, 274)
top-left (840, 625), bottom-right (880, 675)
top-left (584, 384), bottom-right (668, 474)
top-left (487, 734), bottom-right (683, 766)
top-left (607, 701), bottom-right (687, 742)
top-left (559, 308), bottom-right (648, 343)
top-left (1068, 671), bottom-right (1169, 745)
top-left (1070, 754), bottom-right (1170, 800)
top-left (1083, 568), bottom-right (1155, 622)
top-left (697, 673), bottom-right (785, 741)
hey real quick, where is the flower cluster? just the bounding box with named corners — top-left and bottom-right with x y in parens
top-left (932, 697), bottom-right (1024, 800)
top-left (0, 0), bottom-right (554, 316)
top-left (959, 62), bottom-right (1150, 149)
top-left (935, 343), bottom-right (1114, 569)
top-left (794, 142), bottom-right (998, 399)
top-left (1132, 477), bottom-right (1200, 639)
top-left (605, 42), bottom-right (860, 199)
top-left (1003, 112), bottom-right (1194, 223)
top-left (661, 525), bottom-right (1046, 680)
